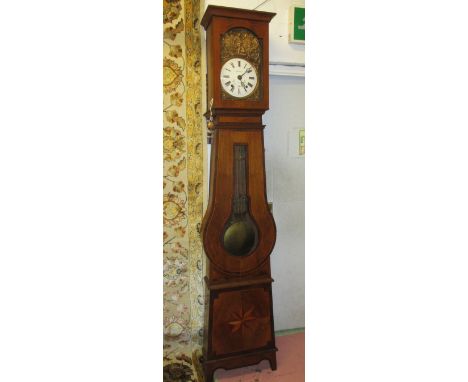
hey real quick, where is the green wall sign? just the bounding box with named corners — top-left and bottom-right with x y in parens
top-left (289, 6), bottom-right (305, 44)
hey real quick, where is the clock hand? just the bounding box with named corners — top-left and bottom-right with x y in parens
top-left (237, 68), bottom-right (251, 80)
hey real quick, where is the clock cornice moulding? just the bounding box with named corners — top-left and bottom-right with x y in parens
top-left (201, 5), bottom-right (275, 28)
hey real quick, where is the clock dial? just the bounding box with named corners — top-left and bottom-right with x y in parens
top-left (220, 58), bottom-right (258, 98)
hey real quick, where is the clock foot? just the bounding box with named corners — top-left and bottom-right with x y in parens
top-left (202, 364), bottom-right (215, 382)
top-left (202, 347), bottom-right (278, 381)
top-left (268, 353), bottom-right (277, 371)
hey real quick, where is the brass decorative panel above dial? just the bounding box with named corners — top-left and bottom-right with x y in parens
top-left (221, 28), bottom-right (262, 101)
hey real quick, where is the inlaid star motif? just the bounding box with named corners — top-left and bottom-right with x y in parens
top-left (227, 306), bottom-right (257, 333)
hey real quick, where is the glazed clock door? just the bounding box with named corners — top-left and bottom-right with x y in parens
top-left (220, 58), bottom-right (259, 98)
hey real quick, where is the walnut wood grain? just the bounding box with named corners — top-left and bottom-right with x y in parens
top-left (204, 275), bottom-right (273, 290)
top-left (202, 128), bottom-right (276, 275)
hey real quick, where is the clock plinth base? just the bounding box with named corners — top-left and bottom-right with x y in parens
top-left (201, 347), bottom-right (277, 382)
top-left (202, 274), bottom-right (277, 382)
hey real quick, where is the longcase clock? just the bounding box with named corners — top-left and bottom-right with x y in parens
top-left (200, 6), bottom-right (277, 382)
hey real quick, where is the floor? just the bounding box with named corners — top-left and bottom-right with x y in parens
top-left (214, 329), bottom-right (305, 382)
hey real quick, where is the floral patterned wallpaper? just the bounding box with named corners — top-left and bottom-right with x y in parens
top-left (163, 0), bottom-right (204, 380)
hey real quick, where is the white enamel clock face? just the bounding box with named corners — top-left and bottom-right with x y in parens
top-left (220, 58), bottom-right (258, 98)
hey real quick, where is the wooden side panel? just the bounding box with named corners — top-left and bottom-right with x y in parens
top-left (211, 287), bottom-right (273, 356)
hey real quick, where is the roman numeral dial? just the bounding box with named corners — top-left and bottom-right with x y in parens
top-left (220, 58), bottom-right (258, 98)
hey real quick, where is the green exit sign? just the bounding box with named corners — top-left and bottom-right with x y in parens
top-left (289, 6), bottom-right (305, 44)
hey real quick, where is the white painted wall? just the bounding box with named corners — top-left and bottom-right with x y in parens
top-left (264, 75), bottom-right (305, 330)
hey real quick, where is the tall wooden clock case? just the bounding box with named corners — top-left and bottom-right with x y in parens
top-left (200, 6), bottom-right (277, 382)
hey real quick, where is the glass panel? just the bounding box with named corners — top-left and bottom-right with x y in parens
top-left (222, 145), bottom-right (258, 257)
